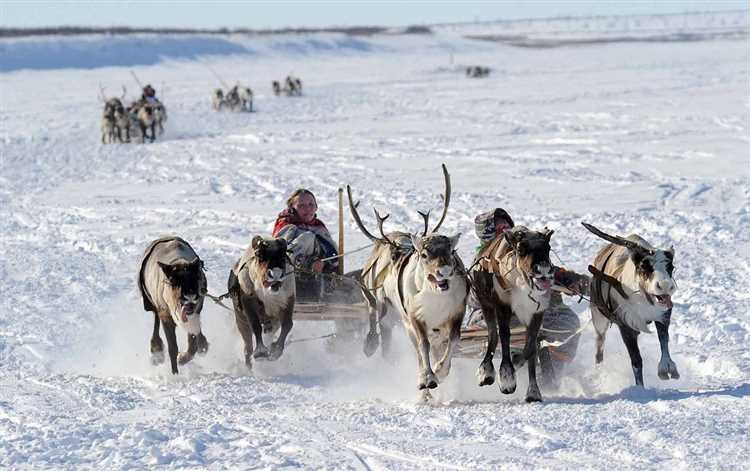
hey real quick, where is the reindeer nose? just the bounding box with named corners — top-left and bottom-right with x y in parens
top-left (656, 280), bottom-right (676, 294)
top-left (437, 266), bottom-right (454, 279)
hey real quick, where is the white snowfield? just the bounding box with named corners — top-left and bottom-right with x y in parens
top-left (2, 11), bottom-right (749, 470)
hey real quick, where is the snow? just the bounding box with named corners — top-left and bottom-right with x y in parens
top-left (2, 11), bottom-right (749, 469)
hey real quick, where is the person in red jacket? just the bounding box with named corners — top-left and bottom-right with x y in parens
top-left (273, 189), bottom-right (339, 274)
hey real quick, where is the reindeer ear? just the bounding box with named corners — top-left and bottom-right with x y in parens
top-left (251, 236), bottom-right (264, 250)
top-left (410, 234), bottom-right (423, 252)
top-left (278, 238), bottom-right (288, 252)
top-left (666, 246), bottom-right (675, 258)
top-left (449, 233), bottom-right (461, 251)
top-left (544, 229), bottom-right (555, 242)
top-left (158, 262), bottom-right (174, 278)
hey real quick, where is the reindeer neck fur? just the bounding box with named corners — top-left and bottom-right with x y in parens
top-left (399, 253), bottom-right (467, 330)
top-left (490, 234), bottom-right (551, 326)
top-left (594, 244), bottom-right (668, 332)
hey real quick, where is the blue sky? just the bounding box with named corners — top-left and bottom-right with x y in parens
top-left (3, 1), bottom-right (748, 29)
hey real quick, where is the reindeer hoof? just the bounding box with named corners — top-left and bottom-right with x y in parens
top-left (150, 350), bottom-right (165, 365)
top-left (253, 345), bottom-right (269, 359)
top-left (363, 332), bottom-right (379, 357)
top-left (476, 361), bottom-right (496, 387)
top-left (268, 343), bottom-right (284, 361)
top-left (177, 352), bottom-right (195, 365)
top-left (658, 358), bottom-right (680, 380)
top-left (525, 384), bottom-right (542, 403)
top-left (196, 333), bottom-right (209, 355)
top-left (498, 362), bottom-right (516, 394)
top-left (418, 372), bottom-right (438, 390)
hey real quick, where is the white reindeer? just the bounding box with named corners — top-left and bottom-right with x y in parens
top-left (583, 222), bottom-right (679, 387)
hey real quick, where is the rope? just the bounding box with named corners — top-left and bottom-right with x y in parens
top-left (205, 292), bottom-right (233, 312)
top-left (319, 243), bottom-right (374, 262)
top-left (540, 316), bottom-right (592, 349)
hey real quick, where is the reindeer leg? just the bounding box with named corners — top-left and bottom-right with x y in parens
top-left (229, 280), bottom-right (255, 369)
top-left (150, 313), bottom-right (165, 365)
top-left (618, 324), bottom-right (644, 386)
top-left (656, 309), bottom-right (679, 380)
top-left (592, 306), bottom-right (609, 364)
top-left (269, 304), bottom-right (294, 361)
top-left (162, 318), bottom-right (179, 374)
top-left (497, 304), bottom-right (516, 394)
top-left (434, 316), bottom-right (461, 381)
top-left (149, 123), bottom-right (155, 142)
top-left (410, 319), bottom-right (437, 390)
top-left (473, 271), bottom-right (498, 386)
top-left (524, 312), bottom-right (544, 402)
top-left (245, 296), bottom-right (269, 359)
top-left (179, 333), bottom-right (199, 365)
top-left (363, 301), bottom-right (381, 357)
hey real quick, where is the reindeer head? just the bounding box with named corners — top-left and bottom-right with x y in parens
top-left (504, 228), bottom-right (554, 292)
top-left (583, 222), bottom-right (676, 310)
top-left (411, 233), bottom-right (461, 292)
top-left (251, 236), bottom-right (289, 293)
top-left (158, 259), bottom-right (205, 325)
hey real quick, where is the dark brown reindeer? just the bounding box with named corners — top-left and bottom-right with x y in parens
top-left (228, 236), bottom-right (295, 369)
top-left (138, 236), bottom-right (209, 374)
top-left (583, 222), bottom-right (678, 387)
top-left (472, 226), bottom-right (555, 402)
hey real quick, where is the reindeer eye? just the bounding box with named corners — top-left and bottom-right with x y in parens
top-left (420, 251), bottom-right (427, 259)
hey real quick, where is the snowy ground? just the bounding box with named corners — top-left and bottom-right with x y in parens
top-left (1, 12), bottom-right (749, 469)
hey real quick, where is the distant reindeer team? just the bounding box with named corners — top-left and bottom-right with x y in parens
top-left (137, 164), bottom-right (680, 402)
top-left (100, 84), bottom-right (167, 144)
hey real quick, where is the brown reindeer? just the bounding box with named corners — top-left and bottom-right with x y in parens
top-left (228, 236), bottom-right (295, 369)
top-left (138, 236), bottom-right (209, 374)
top-left (472, 226), bottom-right (555, 402)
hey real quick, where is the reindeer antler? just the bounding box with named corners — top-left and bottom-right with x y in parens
top-left (374, 209), bottom-right (398, 247)
top-left (430, 163), bottom-right (451, 233)
top-left (417, 210), bottom-right (431, 236)
top-left (347, 185), bottom-right (379, 242)
top-left (581, 222), bottom-right (654, 255)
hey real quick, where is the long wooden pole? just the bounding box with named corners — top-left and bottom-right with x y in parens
top-left (337, 187), bottom-right (344, 275)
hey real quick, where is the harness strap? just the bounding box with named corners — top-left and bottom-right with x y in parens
top-left (589, 250), bottom-right (623, 326)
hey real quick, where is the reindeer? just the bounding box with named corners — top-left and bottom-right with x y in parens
top-left (138, 236), bottom-right (209, 374)
top-left (347, 164), bottom-right (451, 358)
top-left (100, 86), bottom-right (128, 143)
top-left (582, 222), bottom-right (679, 387)
top-left (212, 89), bottom-right (226, 110)
top-left (238, 86), bottom-right (253, 112)
top-left (134, 103), bottom-right (156, 143)
top-left (472, 226), bottom-right (555, 402)
top-left (349, 166), bottom-right (467, 401)
top-left (466, 66), bottom-right (490, 78)
top-left (227, 236), bottom-right (295, 369)
top-left (101, 113), bottom-right (116, 144)
top-left (285, 76), bottom-right (302, 96)
top-left (272, 81), bottom-right (281, 96)
top-left (153, 101), bottom-right (167, 136)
